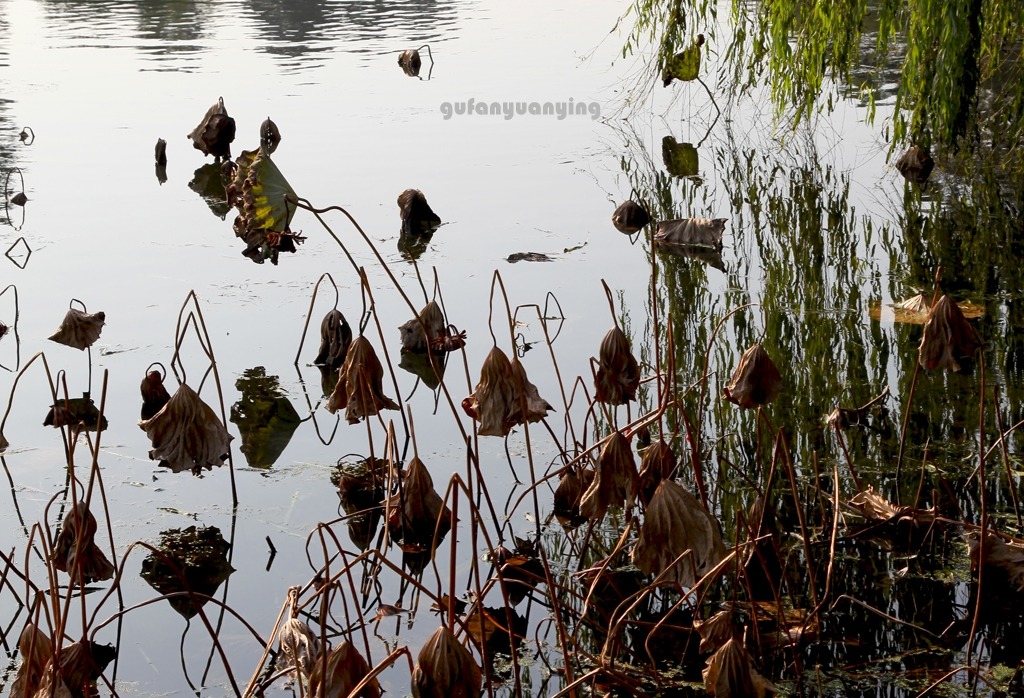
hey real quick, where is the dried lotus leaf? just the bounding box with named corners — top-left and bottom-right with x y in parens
top-left (325, 336), bottom-right (399, 424)
top-left (594, 326), bottom-right (640, 405)
top-left (918, 294), bottom-right (982, 372)
top-left (702, 637), bottom-right (775, 697)
top-left (309, 641), bottom-right (380, 698)
top-left (411, 626), bottom-right (482, 698)
top-left (276, 618), bottom-right (320, 681)
top-left (399, 300), bottom-right (446, 353)
top-left (579, 431), bottom-right (637, 521)
top-left (723, 343), bottom-right (782, 409)
top-left (139, 382), bottom-right (233, 475)
top-left (48, 309), bottom-right (105, 350)
top-left (654, 217), bottom-right (726, 247)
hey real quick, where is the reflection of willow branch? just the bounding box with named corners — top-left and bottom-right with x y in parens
top-left (292, 364), bottom-right (339, 445)
top-left (293, 272), bottom-right (341, 365)
top-left (168, 290), bottom-right (238, 508)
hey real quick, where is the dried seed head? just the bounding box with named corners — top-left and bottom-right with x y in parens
top-left (48, 309), bottom-right (105, 350)
top-left (723, 343), bottom-right (782, 409)
top-left (611, 200), bottom-right (650, 234)
top-left (594, 327), bottom-right (640, 405)
top-left (139, 382), bottom-right (233, 475)
top-left (579, 431), bottom-right (638, 521)
top-left (326, 336), bottom-right (400, 424)
top-left (918, 294), bottom-right (982, 372)
top-left (308, 640), bottom-right (380, 698)
top-left (631, 480), bottom-right (725, 587)
top-left (260, 117), bottom-right (282, 153)
top-left (140, 370), bottom-right (171, 421)
top-left (399, 300), bottom-right (446, 353)
top-left (411, 626), bottom-right (482, 698)
top-left (398, 49), bottom-right (422, 77)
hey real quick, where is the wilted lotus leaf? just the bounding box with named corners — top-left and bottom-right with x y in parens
top-left (48, 309), bottom-right (105, 350)
top-left (662, 34), bottom-right (705, 86)
top-left (140, 525), bottom-right (234, 618)
top-left (387, 455), bottom-right (451, 548)
top-left (611, 200), bottom-right (650, 234)
top-left (53, 501), bottom-right (115, 585)
top-left (276, 618), bottom-right (321, 682)
top-left (260, 117), bottom-right (282, 153)
top-left (695, 610), bottom-right (738, 654)
top-left (553, 468), bottom-right (593, 524)
top-left (594, 326), bottom-right (640, 405)
top-left (489, 541), bottom-right (544, 605)
top-left (139, 382), bottom-right (232, 475)
top-left (654, 217), bottom-right (726, 248)
top-left (188, 96), bottom-right (236, 160)
top-left (326, 336), bottom-right (400, 424)
top-left (895, 145), bottom-right (934, 184)
top-left (230, 367), bottom-right (302, 469)
top-left (230, 147), bottom-right (303, 265)
top-left (11, 623), bottom-right (53, 698)
top-left (140, 370), bottom-right (171, 420)
top-left (662, 136), bottom-right (700, 178)
top-left (399, 300), bottom-right (446, 353)
top-left (723, 343), bottom-right (782, 409)
top-left (308, 641), bottom-right (380, 698)
top-left (638, 438), bottom-right (677, 505)
top-left (656, 241), bottom-right (725, 271)
top-left (398, 189), bottom-right (441, 236)
top-left (632, 480), bottom-right (725, 587)
top-left (702, 637), bottom-right (775, 697)
top-left (579, 432), bottom-right (638, 521)
top-left (43, 394), bottom-right (107, 433)
top-left (848, 486), bottom-right (919, 523)
top-left (464, 605), bottom-right (527, 655)
top-left (333, 457), bottom-right (386, 550)
top-left (398, 49), bottom-right (422, 77)
top-left (463, 346), bottom-right (553, 437)
top-left (33, 640), bottom-right (117, 698)
top-left (8, 191), bottom-right (28, 207)
top-left (967, 530), bottom-right (1024, 592)
top-left (314, 309), bottom-right (353, 370)
top-left (918, 295), bottom-right (982, 372)
top-left (411, 626), bottom-right (482, 698)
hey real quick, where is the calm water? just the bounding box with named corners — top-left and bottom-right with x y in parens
top-left (2, 1), bottom-right (1023, 696)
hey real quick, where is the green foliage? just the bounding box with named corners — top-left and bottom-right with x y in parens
top-left (623, 0), bottom-right (1024, 172)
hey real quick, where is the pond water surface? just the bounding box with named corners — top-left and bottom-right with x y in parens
top-left (3, 1), bottom-right (1024, 697)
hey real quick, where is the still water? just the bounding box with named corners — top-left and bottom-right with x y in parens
top-left (2, 0), bottom-right (1022, 696)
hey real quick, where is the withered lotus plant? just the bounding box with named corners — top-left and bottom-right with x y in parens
top-left (637, 438), bottom-right (677, 506)
top-left (276, 618), bottom-right (321, 683)
top-left (188, 96), bottom-right (236, 160)
top-left (398, 189), bottom-right (441, 236)
top-left (309, 641), bottom-right (380, 698)
top-left (140, 369), bottom-right (171, 420)
top-left (10, 623), bottom-right (52, 698)
top-left (918, 294), bottom-right (982, 372)
top-left (594, 327), bottom-right (641, 405)
top-left (723, 343), bottom-right (782, 409)
top-left (702, 637), bottom-right (775, 697)
top-left (631, 480), bottom-right (725, 588)
top-left (553, 467), bottom-right (593, 522)
top-left (32, 640), bottom-right (117, 698)
top-left (579, 431), bottom-right (638, 521)
top-left (411, 626), bottom-right (482, 698)
top-left (48, 309), bottom-right (105, 350)
top-left (53, 501), bottom-right (115, 585)
top-left (387, 455), bottom-right (452, 548)
top-left (314, 309), bottom-right (353, 370)
top-left (894, 145), bottom-right (934, 184)
top-left (462, 347), bottom-right (553, 437)
top-left (398, 48), bottom-right (422, 77)
top-left (138, 382), bottom-right (233, 475)
top-left (326, 336), bottom-right (400, 424)
top-left (694, 609), bottom-right (738, 654)
top-left (966, 530), bottom-right (1024, 592)
top-left (398, 300), bottom-right (446, 353)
